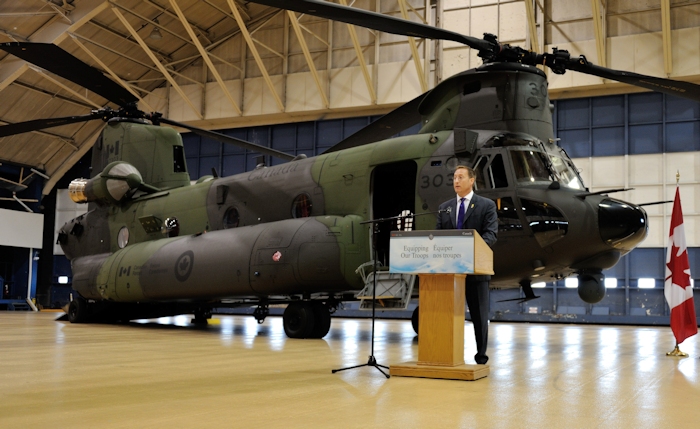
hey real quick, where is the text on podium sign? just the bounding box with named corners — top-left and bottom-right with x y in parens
top-left (389, 230), bottom-right (475, 274)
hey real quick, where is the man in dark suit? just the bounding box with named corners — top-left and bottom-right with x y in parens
top-left (436, 165), bottom-right (498, 365)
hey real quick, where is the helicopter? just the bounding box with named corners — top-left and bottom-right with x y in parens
top-left (2, 0), bottom-right (699, 339)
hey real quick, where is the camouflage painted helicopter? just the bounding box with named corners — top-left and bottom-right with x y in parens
top-left (2, 0), bottom-right (699, 339)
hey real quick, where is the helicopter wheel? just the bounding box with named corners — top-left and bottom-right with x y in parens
top-left (283, 301), bottom-right (316, 339)
top-left (191, 308), bottom-right (211, 325)
top-left (411, 306), bottom-right (419, 335)
top-left (68, 297), bottom-right (89, 323)
top-left (309, 301), bottom-right (331, 339)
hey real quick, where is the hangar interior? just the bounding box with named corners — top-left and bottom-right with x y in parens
top-left (0, 0), bottom-right (699, 325)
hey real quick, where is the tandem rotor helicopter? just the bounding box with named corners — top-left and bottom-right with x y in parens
top-left (2, 0), bottom-right (699, 339)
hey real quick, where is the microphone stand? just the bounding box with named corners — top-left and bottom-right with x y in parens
top-left (332, 210), bottom-right (443, 378)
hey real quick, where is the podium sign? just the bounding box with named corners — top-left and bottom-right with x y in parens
top-left (389, 229), bottom-right (492, 382)
top-left (389, 230), bottom-right (475, 274)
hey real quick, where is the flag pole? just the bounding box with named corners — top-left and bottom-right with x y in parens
top-left (666, 343), bottom-right (689, 357)
top-left (665, 170), bottom-right (692, 358)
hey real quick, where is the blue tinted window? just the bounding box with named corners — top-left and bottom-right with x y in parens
top-left (198, 156), bottom-right (220, 178)
top-left (247, 127), bottom-right (269, 148)
top-left (200, 138), bottom-right (221, 156)
top-left (629, 124), bottom-right (662, 154)
top-left (557, 98), bottom-right (589, 129)
top-left (558, 129), bottom-right (590, 158)
top-left (629, 248), bottom-right (664, 278)
top-left (223, 129), bottom-right (247, 154)
top-left (592, 127), bottom-right (625, 156)
top-left (296, 123), bottom-right (315, 149)
top-left (592, 96), bottom-right (624, 127)
top-left (666, 95), bottom-right (700, 121)
top-left (343, 117), bottom-right (369, 138)
top-left (666, 122), bottom-right (700, 152)
top-left (222, 154), bottom-right (246, 176)
top-left (629, 93), bottom-right (663, 124)
top-left (272, 124), bottom-right (296, 150)
top-left (181, 134), bottom-right (200, 157)
top-left (317, 120), bottom-right (342, 148)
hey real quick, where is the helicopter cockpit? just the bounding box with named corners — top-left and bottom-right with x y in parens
top-left (477, 132), bottom-right (585, 191)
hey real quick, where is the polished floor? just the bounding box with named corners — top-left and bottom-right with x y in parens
top-left (1, 312), bottom-right (699, 428)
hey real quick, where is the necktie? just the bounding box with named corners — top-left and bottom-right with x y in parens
top-left (457, 197), bottom-right (465, 229)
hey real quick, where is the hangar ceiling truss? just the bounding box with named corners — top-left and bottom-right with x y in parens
top-left (0, 0), bottom-right (699, 199)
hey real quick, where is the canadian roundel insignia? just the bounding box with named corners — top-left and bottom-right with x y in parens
top-left (272, 251), bottom-right (282, 262)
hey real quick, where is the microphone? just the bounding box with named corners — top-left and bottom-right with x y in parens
top-left (439, 206), bottom-right (452, 214)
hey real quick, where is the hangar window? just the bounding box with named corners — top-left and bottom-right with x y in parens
top-left (223, 207), bottom-right (240, 229)
top-left (292, 193), bottom-right (312, 218)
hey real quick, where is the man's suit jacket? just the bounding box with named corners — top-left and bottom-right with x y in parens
top-left (436, 193), bottom-right (498, 282)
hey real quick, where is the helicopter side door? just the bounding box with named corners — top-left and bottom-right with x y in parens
top-left (370, 160), bottom-right (418, 266)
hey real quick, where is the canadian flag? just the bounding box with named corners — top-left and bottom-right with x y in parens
top-left (664, 186), bottom-right (698, 344)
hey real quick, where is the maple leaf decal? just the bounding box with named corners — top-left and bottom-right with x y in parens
top-left (666, 244), bottom-right (691, 288)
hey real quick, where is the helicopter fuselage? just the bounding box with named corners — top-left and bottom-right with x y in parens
top-left (58, 63), bottom-right (648, 319)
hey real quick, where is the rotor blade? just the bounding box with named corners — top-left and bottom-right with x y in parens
top-left (542, 51), bottom-right (700, 102)
top-left (157, 117), bottom-right (295, 161)
top-left (0, 42), bottom-right (138, 107)
top-left (571, 61), bottom-right (700, 102)
top-left (324, 92), bottom-right (426, 153)
top-left (0, 112), bottom-right (104, 138)
top-left (247, 0), bottom-right (494, 53)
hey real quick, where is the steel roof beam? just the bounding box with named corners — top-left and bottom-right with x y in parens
top-left (227, 0), bottom-right (284, 111)
top-left (398, 0), bottom-right (427, 92)
top-left (168, 0), bottom-right (241, 115)
top-left (69, 35), bottom-right (156, 112)
top-left (288, 11), bottom-right (328, 108)
top-left (661, 0), bottom-right (673, 76)
top-left (112, 7), bottom-right (203, 119)
top-left (338, 0), bottom-right (376, 104)
top-left (590, 0), bottom-right (606, 67)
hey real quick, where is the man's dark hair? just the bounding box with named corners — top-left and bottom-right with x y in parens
top-left (454, 165), bottom-right (476, 179)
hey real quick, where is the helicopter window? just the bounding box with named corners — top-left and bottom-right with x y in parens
top-left (292, 193), bottom-right (313, 218)
top-left (550, 155), bottom-right (584, 189)
top-left (223, 208), bottom-right (240, 229)
top-left (474, 154), bottom-right (508, 189)
top-left (494, 197), bottom-right (522, 232)
top-left (173, 146), bottom-right (186, 173)
top-left (117, 227), bottom-right (129, 249)
top-left (511, 150), bottom-right (552, 183)
top-left (520, 199), bottom-right (568, 247)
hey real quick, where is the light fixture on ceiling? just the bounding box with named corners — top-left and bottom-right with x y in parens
top-left (149, 18), bottom-right (162, 40)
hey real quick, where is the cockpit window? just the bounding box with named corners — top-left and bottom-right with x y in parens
top-left (510, 149), bottom-right (552, 183)
top-left (474, 154), bottom-right (508, 189)
top-left (550, 155), bottom-right (584, 189)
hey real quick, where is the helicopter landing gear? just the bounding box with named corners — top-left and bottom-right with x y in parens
top-left (283, 301), bottom-right (331, 339)
top-left (68, 296), bottom-right (90, 323)
top-left (411, 306), bottom-right (419, 334)
top-left (253, 302), bottom-right (269, 324)
top-left (283, 301), bottom-right (315, 338)
top-left (310, 301), bottom-right (331, 339)
top-left (191, 308), bottom-right (212, 325)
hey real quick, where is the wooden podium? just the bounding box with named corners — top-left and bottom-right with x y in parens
top-left (387, 230), bottom-right (493, 381)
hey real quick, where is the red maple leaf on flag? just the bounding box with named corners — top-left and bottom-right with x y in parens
top-left (666, 244), bottom-right (691, 288)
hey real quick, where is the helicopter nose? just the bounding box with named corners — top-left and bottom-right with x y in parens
top-left (598, 198), bottom-right (648, 250)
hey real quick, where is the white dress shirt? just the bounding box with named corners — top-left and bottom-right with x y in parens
top-left (456, 190), bottom-right (474, 220)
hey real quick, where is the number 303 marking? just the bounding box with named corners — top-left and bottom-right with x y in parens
top-left (420, 174), bottom-right (454, 188)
